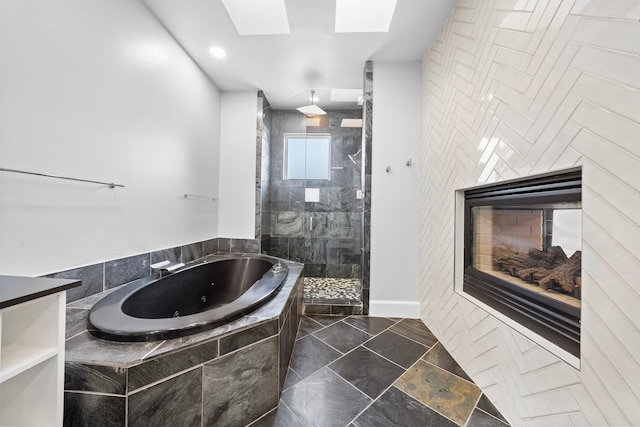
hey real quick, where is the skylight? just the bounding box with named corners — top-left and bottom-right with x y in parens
top-left (335, 0), bottom-right (398, 33)
top-left (221, 0), bottom-right (290, 35)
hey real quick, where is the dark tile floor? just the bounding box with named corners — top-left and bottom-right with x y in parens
top-left (251, 316), bottom-right (510, 427)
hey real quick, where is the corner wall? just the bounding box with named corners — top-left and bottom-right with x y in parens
top-left (420, 1), bottom-right (640, 425)
top-left (0, 0), bottom-right (221, 276)
top-left (370, 62), bottom-right (422, 318)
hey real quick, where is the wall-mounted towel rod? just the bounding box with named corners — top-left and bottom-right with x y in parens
top-left (184, 194), bottom-right (218, 201)
top-left (0, 167), bottom-right (124, 188)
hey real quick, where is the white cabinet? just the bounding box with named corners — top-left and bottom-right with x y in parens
top-left (0, 277), bottom-right (78, 427)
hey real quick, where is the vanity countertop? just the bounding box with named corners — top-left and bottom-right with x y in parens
top-left (0, 275), bottom-right (81, 309)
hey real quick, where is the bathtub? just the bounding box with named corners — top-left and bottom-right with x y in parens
top-left (88, 254), bottom-right (288, 341)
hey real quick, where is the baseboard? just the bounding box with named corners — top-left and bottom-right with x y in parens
top-left (369, 300), bottom-right (420, 318)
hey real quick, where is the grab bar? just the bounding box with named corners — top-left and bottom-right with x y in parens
top-left (0, 167), bottom-right (124, 188)
top-left (184, 194), bottom-right (218, 201)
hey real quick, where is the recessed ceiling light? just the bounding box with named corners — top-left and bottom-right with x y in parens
top-left (221, 0), bottom-right (290, 35)
top-left (209, 46), bottom-right (227, 59)
top-left (335, 0), bottom-right (398, 33)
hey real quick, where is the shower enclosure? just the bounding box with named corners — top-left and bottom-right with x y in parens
top-left (259, 92), bottom-right (365, 314)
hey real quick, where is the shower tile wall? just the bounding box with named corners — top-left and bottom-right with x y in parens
top-left (266, 109), bottom-right (363, 279)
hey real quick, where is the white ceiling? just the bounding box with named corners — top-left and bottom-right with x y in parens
top-left (143, 0), bottom-right (457, 109)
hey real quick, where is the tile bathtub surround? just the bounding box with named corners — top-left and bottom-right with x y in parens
top-left (261, 315), bottom-right (509, 427)
top-left (46, 237), bottom-right (260, 303)
top-left (63, 257), bottom-right (302, 427)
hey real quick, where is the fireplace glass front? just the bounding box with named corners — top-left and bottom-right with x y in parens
top-left (463, 169), bottom-right (582, 357)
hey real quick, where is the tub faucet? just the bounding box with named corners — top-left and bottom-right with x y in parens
top-left (151, 260), bottom-right (185, 277)
top-left (272, 261), bottom-right (283, 273)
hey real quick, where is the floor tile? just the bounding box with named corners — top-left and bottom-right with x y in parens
top-left (282, 367), bottom-right (372, 427)
top-left (289, 335), bottom-right (342, 378)
top-left (477, 393), bottom-right (509, 424)
top-left (343, 316), bottom-right (396, 335)
top-left (467, 408), bottom-right (510, 426)
top-left (389, 318), bottom-right (438, 347)
top-left (395, 360), bottom-right (481, 426)
top-left (329, 346), bottom-right (405, 399)
top-left (297, 316), bottom-right (324, 339)
top-left (306, 314), bottom-right (345, 327)
top-left (313, 321), bottom-right (371, 353)
top-left (249, 403), bottom-right (305, 427)
top-left (364, 330), bottom-right (427, 369)
top-left (422, 342), bottom-right (472, 382)
top-left (352, 386), bottom-right (458, 427)
top-left (283, 368), bottom-right (303, 390)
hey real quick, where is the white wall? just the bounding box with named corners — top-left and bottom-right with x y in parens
top-left (420, 1), bottom-right (640, 425)
top-left (218, 91), bottom-right (258, 239)
top-left (0, 0), bottom-right (221, 276)
top-left (370, 62), bottom-right (422, 318)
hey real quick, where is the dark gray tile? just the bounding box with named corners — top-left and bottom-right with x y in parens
top-left (296, 316), bottom-right (324, 339)
top-left (128, 368), bottom-right (202, 427)
top-left (220, 319), bottom-right (278, 356)
top-left (203, 337), bottom-right (279, 427)
top-left (303, 303), bottom-right (332, 315)
top-left (389, 318), bottom-right (438, 348)
top-left (282, 367), bottom-right (371, 427)
top-left (128, 339), bottom-right (218, 392)
top-left (249, 404), bottom-right (304, 427)
top-left (231, 238), bottom-right (260, 253)
top-left (468, 408), bottom-right (511, 426)
top-left (306, 315), bottom-right (344, 327)
top-left (477, 394), bottom-right (509, 424)
top-left (151, 247), bottom-right (181, 265)
top-left (352, 386), bottom-right (458, 427)
top-left (331, 304), bottom-right (362, 315)
top-left (104, 253), bottom-right (149, 289)
top-left (283, 368), bottom-right (303, 390)
top-left (64, 392), bottom-right (125, 427)
top-left (343, 316), bottom-right (395, 336)
top-left (181, 242), bottom-right (203, 263)
top-left (47, 263), bottom-right (103, 303)
top-left (218, 238), bottom-right (231, 253)
top-left (364, 330), bottom-right (427, 369)
top-left (313, 321), bottom-right (370, 353)
top-left (329, 346), bottom-right (405, 399)
top-left (203, 238), bottom-right (218, 255)
top-left (423, 342), bottom-right (472, 382)
top-left (66, 308), bottom-right (88, 339)
top-left (289, 335), bottom-right (341, 378)
top-left (65, 362), bottom-right (126, 394)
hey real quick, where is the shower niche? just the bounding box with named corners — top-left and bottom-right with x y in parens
top-left (461, 168), bottom-right (582, 358)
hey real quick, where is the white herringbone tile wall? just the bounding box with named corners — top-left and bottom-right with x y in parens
top-left (419, 1), bottom-right (640, 425)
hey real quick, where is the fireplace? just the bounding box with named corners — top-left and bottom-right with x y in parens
top-left (462, 169), bottom-right (582, 357)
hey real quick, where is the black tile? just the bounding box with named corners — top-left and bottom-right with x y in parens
top-left (203, 337), bottom-right (279, 427)
top-left (364, 330), bottom-right (427, 369)
top-left (128, 339), bottom-right (218, 392)
top-left (104, 253), bottom-right (149, 289)
top-left (282, 367), bottom-right (371, 427)
top-left (128, 368), bottom-right (202, 427)
top-left (296, 316), bottom-right (324, 339)
top-left (220, 319), bottom-right (278, 356)
top-left (352, 386), bottom-right (458, 427)
top-left (313, 321), bottom-right (371, 353)
top-left (467, 408), bottom-right (511, 426)
top-left (477, 394), bottom-right (509, 424)
top-left (65, 362), bottom-right (126, 394)
top-left (249, 404), bottom-right (304, 427)
top-left (289, 335), bottom-right (341, 378)
top-left (389, 319), bottom-right (438, 348)
top-left (329, 346), bottom-right (405, 399)
top-left (343, 316), bottom-right (395, 336)
top-left (422, 342), bottom-right (472, 382)
top-left (64, 392), bottom-right (125, 427)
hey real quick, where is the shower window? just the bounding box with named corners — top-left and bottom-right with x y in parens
top-left (284, 133), bottom-right (331, 180)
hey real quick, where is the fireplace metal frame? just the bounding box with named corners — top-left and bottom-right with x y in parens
top-left (462, 168), bottom-right (582, 357)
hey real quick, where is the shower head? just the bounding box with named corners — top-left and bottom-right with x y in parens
top-left (348, 149), bottom-right (362, 164)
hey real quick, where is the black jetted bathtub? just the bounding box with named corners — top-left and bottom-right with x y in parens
top-left (88, 255), bottom-right (288, 341)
